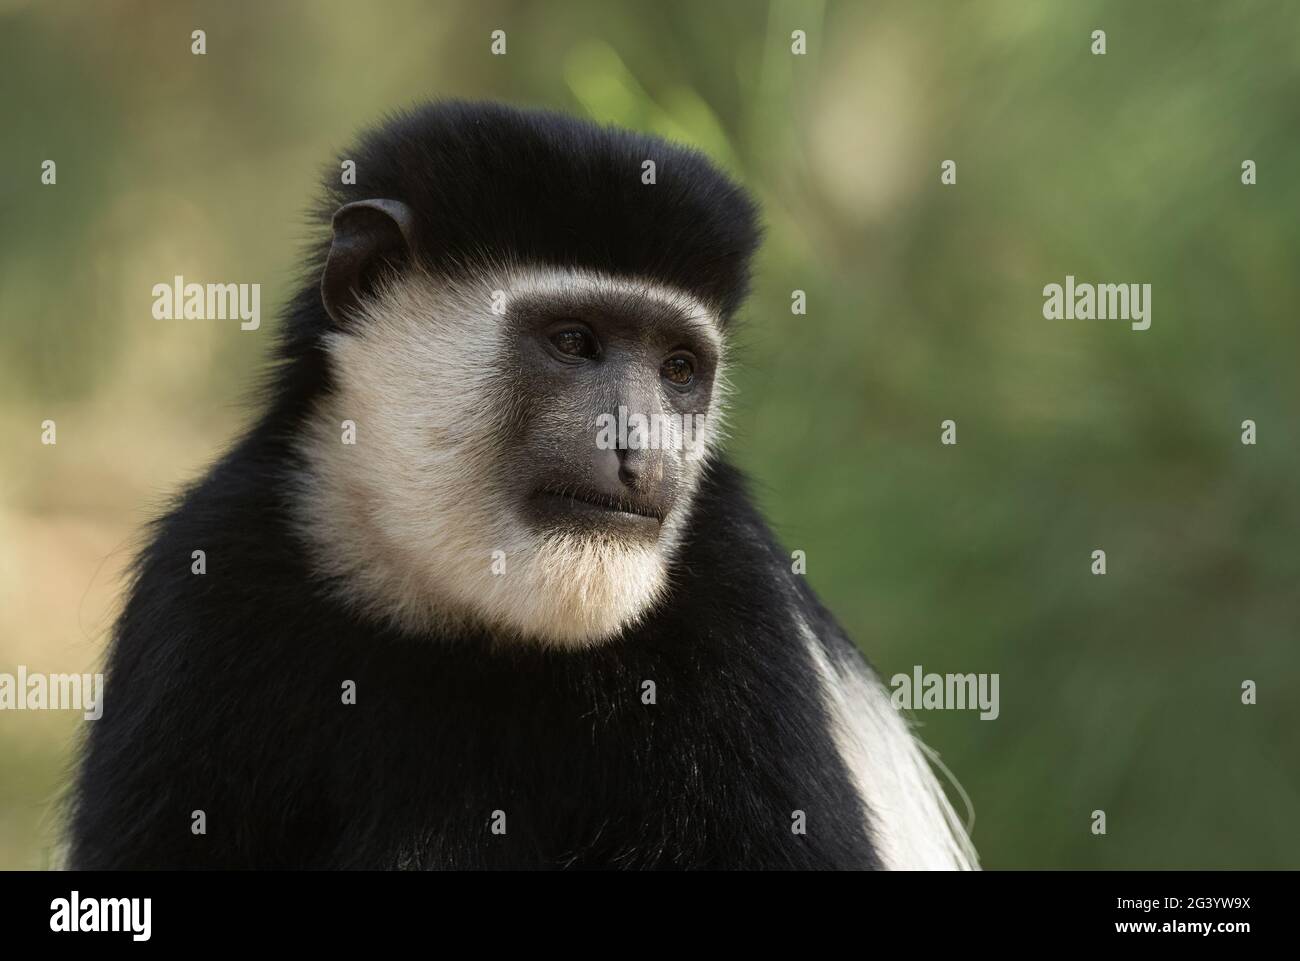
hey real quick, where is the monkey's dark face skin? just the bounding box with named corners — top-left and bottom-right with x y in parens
top-left (505, 288), bottom-right (721, 540)
top-left (67, 101), bottom-right (977, 872)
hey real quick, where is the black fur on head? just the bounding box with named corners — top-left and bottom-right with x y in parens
top-left (321, 100), bottom-right (760, 319)
top-left (330, 102), bottom-right (759, 312)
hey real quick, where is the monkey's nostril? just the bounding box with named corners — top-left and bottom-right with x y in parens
top-left (615, 445), bottom-right (643, 488)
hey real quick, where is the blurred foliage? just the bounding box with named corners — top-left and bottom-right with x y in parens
top-left (1, 0), bottom-right (1298, 869)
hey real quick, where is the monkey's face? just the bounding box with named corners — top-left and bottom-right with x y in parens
top-left (296, 259), bottom-right (726, 648)
top-left (503, 283), bottom-right (722, 543)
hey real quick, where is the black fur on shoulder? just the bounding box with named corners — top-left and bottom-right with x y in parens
top-left (68, 447), bottom-right (879, 869)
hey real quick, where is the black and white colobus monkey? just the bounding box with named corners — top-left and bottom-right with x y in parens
top-left (70, 101), bottom-right (976, 870)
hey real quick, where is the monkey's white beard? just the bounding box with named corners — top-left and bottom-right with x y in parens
top-left (297, 461), bottom-right (671, 647)
top-left (294, 389), bottom-right (677, 648)
top-left (468, 529), bottom-right (670, 647)
top-left (291, 266), bottom-right (713, 648)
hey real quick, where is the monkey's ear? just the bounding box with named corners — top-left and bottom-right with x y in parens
top-left (321, 199), bottom-right (416, 325)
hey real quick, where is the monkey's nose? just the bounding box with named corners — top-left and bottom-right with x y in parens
top-left (585, 436), bottom-right (670, 514)
top-left (617, 449), bottom-right (640, 488)
top-left (617, 445), bottom-right (663, 492)
top-left (591, 445), bottom-right (656, 500)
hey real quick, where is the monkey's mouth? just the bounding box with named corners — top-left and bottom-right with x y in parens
top-left (531, 486), bottom-right (666, 528)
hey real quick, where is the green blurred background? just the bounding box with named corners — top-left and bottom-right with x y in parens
top-left (2, 0), bottom-right (1297, 869)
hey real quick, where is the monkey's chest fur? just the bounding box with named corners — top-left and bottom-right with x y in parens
top-left (71, 442), bottom-right (880, 870)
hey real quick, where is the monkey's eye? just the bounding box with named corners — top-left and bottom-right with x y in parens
top-left (660, 353), bottom-right (695, 388)
top-left (549, 326), bottom-right (599, 360)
